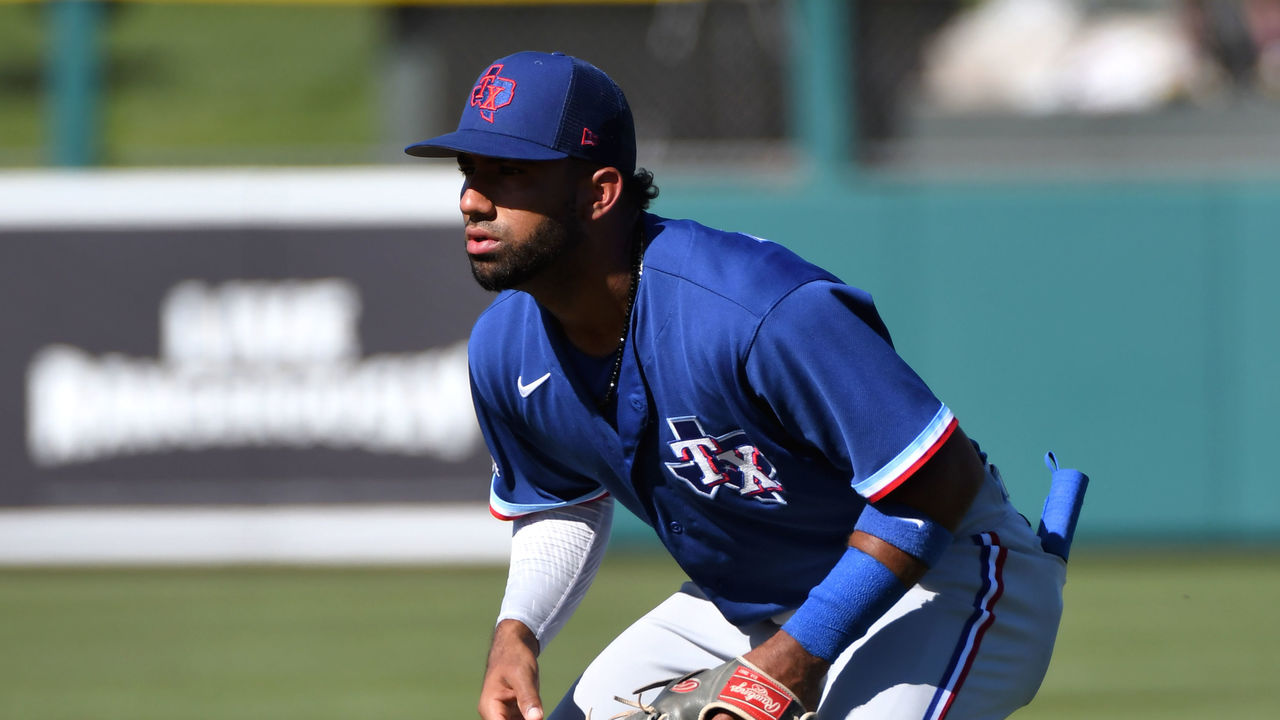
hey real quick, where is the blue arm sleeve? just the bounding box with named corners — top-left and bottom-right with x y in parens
top-left (781, 545), bottom-right (907, 661)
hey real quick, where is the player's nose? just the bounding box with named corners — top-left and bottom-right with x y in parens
top-left (460, 184), bottom-right (495, 220)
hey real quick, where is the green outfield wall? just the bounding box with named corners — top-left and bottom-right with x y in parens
top-left (622, 0), bottom-right (1280, 547)
top-left (10, 0), bottom-right (1280, 553)
top-left (625, 175), bottom-right (1280, 547)
top-left (8, 170), bottom-right (1277, 560)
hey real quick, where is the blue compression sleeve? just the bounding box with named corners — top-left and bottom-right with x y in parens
top-left (853, 501), bottom-right (953, 567)
top-left (780, 546), bottom-right (906, 662)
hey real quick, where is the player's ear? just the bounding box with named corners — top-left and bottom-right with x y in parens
top-left (585, 165), bottom-right (625, 221)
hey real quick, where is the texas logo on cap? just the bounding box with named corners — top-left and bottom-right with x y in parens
top-left (405, 51), bottom-right (637, 175)
top-left (470, 64), bottom-right (517, 123)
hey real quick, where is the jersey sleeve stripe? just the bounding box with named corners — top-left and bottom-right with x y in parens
top-left (489, 486), bottom-right (612, 521)
top-left (855, 405), bottom-right (957, 502)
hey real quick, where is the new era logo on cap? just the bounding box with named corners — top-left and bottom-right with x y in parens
top-left (405, 51), bottom-right (636, 175)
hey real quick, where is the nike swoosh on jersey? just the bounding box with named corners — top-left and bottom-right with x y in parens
top-left (517, 372), bottom-right (552, 398)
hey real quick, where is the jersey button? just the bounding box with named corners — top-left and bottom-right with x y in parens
top-left (630, 396), bottom-right (645, 410)
top-left (668, 521), bottom-right (684, 534)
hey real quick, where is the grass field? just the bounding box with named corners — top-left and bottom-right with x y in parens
top-left (2, 549), bottom-right (1278, 719)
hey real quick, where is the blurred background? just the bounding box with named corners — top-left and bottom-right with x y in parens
top-left (1, 1), bottom-right (1278, 718)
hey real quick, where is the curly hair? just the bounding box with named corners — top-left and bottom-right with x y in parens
top-left (625, 168), bottom-right (659, 210)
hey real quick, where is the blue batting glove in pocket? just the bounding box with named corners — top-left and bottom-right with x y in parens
top-left (1037, 452), bottom-right (1088, 561)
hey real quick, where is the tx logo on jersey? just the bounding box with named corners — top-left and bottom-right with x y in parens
top-left (470, 63), bottom-right (516, 123)
top-left (664, 416), bottom-right (786, 505)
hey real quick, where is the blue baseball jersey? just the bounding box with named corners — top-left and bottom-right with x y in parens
top-left (469, 214), bottom-right (957, 626)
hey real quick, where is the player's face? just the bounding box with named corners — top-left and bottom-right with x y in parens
top-left (457, 154), bottom-right (586, 292)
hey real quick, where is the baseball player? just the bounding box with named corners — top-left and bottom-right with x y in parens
top-left (406, 51), bottom-right (1084, 720)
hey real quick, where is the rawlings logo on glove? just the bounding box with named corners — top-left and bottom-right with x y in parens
top-left (722, 667), bottom-right (788, 717)
top-left (609, 657), bottom-right (816, 720)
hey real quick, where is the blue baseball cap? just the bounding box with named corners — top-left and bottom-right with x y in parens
top-left (405, 51), bottom-right (636, 175)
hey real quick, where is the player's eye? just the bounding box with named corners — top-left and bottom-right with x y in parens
top-left (498, 164), bottom-right (525, 176)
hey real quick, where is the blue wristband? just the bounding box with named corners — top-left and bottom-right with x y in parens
top-left (853, 501), bottom-right (953, 568)
top-left (780, 546), bottom-right (905, 661)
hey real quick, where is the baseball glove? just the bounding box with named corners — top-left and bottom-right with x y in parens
top-left (608, 656), bottom-right (816, 720)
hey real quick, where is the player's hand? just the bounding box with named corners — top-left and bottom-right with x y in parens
top-left (739, 630), bottom-right (829, 711)
top-left (616, 652), bottom-right (818, 720)
top-left (478, 619), bottom-right (544, 720)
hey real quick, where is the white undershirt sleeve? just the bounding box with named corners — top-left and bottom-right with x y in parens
top-left (497, 497), bottom-right (613, 651)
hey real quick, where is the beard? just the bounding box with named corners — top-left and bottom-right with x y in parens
top-left (468, 202), bottom-right (584, 292)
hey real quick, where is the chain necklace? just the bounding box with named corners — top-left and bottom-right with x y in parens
top-left (600, 229), bottom-right (645, 410)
